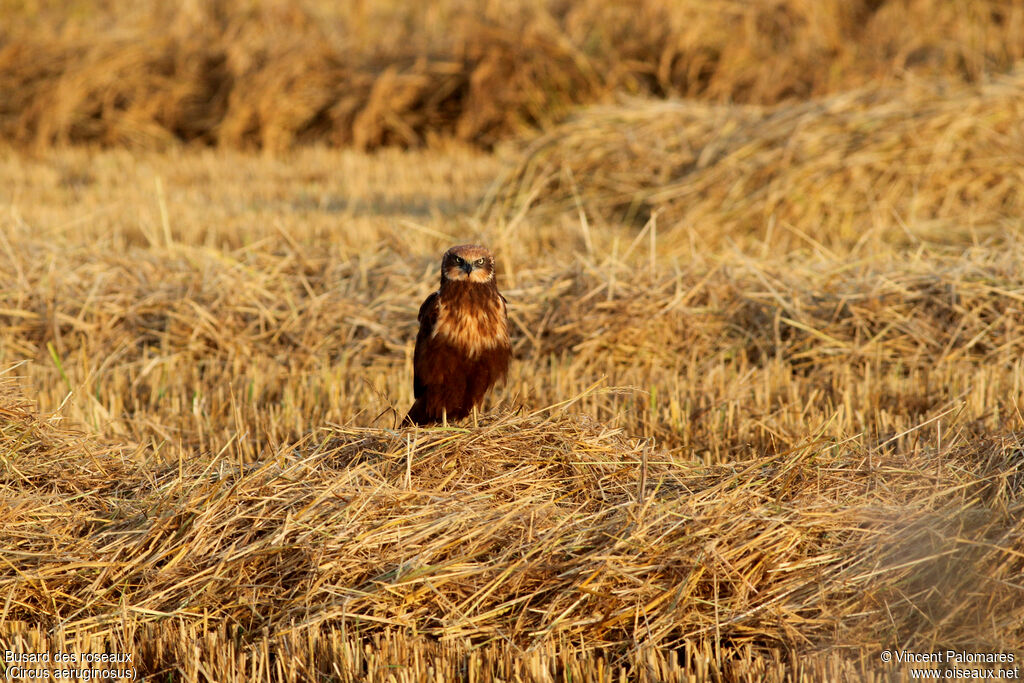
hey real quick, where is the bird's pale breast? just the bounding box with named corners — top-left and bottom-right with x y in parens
top-left (432, 296), bottom-right (509, 358)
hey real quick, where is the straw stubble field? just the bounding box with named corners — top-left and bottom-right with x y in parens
top-left (2, 1), bottom-right (1024, 681)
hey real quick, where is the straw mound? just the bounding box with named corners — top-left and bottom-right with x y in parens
top-left (3, 389), bottom-right (1022, 651)
top-left (2, 0), bottom-right (1022, 150)
top-left (490, 71), bottom-right (1024, 248)
top-left (535, 250), bottom-right (1024, 371)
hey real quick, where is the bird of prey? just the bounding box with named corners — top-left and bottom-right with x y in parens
top-left (404, 244), bottom-right (511, 426)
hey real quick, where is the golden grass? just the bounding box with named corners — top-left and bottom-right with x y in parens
top-left (1, 53), bottom-right (1024, 682)
top-left (2, 0), bottom-right (1023, 151)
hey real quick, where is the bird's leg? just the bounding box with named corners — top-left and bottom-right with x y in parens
top-left (442, 407), bottom-right (447, 428)
top-left (472, 405), bottom-right (478, 429)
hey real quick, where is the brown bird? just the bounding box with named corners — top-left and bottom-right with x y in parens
top-left (404, 244), bottom-right (511, 426)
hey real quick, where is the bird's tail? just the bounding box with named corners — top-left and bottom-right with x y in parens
top-left (403, 398), bottom-right (430, 427)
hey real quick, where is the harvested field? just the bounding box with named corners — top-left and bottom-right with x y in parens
top-left (2, 136), bottom-right (1023, 678)
top-left (2, 2), bottom-right (1024, 681)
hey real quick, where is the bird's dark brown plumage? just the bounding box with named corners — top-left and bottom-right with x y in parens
top-left (404, 245), bottom-right (510, 426)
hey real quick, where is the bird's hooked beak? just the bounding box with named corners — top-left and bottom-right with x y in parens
top-left (460, 262), bottom-right (474, 275)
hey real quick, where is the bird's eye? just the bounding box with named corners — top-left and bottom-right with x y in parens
top-left (475, 258), bottom-right (486, 267)
top-left (453, 256), bottom-right (463, 265)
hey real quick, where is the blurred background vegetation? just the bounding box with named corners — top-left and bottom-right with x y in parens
top-left (2, 0), bottom-right (1022, 151)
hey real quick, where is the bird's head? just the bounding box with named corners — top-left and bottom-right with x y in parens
top-left (441, 244), bottom-right (495, 284)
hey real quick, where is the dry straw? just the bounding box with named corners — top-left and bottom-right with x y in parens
top-left (2, 372), bottom-right (1023, 679)
top-left (488, 69), bottom-right (1024, 250)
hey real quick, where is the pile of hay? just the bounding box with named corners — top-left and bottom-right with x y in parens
top-left (489, 70), bottom-right (1024, 249)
